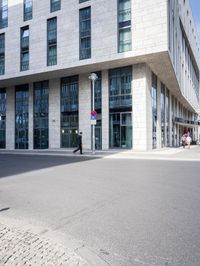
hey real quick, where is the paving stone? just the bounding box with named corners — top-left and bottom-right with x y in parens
top-left (0, 223), bottom-right (89, 266)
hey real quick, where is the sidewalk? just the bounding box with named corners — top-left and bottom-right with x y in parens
top-left (0, 146), bottom-right (199, 161)
top-left (0, 223), bottom-right (88, 266)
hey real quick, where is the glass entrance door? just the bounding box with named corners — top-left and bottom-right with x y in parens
top-left (110, 112), bottom-right (132, 149)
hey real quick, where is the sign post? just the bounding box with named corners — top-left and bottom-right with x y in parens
top-left (89, 73), bottom-right (98, 154)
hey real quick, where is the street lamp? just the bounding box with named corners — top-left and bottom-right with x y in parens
top-left (89, 72), bottom-right (98, 154)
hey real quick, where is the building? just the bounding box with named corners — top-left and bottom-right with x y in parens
top-left (0, 0), bottom-right (200, 151)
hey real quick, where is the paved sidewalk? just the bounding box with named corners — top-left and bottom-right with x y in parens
top-left (0, 223), bottom-right (88, 266)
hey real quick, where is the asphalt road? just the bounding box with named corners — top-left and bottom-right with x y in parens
top-left (0, 152), bottom-right (200, 265)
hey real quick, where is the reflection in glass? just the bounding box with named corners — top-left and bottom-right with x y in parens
top-left (15, 85), bottom-right (29, 149)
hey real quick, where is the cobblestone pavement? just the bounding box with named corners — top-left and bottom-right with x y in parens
top-left (0, 223), bottom-right (89, 266)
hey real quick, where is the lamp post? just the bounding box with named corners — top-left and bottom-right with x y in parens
top-left (89, 72), bottom-right (98, 154)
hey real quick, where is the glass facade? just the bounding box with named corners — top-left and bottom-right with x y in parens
top-left (166, 88), bottom-right (170, 146)
top-left (15, 85), bottom-right (29, 149)
top-left (161, 83), bottom-right (165, 147)
top-left (79, 7), bottom-right (91, 60)
top-left (0, 33), bottom-right (5, 75)
top-left (0, 0), bottom-right (8, 29)
top-left (34, 81), bottom-right (49, 149)
top-left (151, 73), bottom-right (157, 149)
top-left (24, 0), bottom-right (32, 21)
top-left (21, 26), bottom-right (29, 71)
top-left (91, 72), bottom-right (102, 150)
top-left (109, 66), bottom-right (132, 149)
top-left (118, 0), bottom-right (131, 52)
top-left (0, 88), bottom-right (6, 149)
top-left (61, 76), bottom-right (78, 148)
top-left (47, 17), bottom-right (57, 66)
top-left (51, 0), bottom-right (61, 12)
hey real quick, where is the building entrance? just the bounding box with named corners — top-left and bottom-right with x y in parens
top-left (109, 112), bottom-right (132, 148)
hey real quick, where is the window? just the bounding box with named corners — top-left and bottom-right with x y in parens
top-left (109, 66), bottom-right (132, 149)
top-left (0, 33), bottom-right (5, 75)
top-left (51, 0), bottom-right (61, 12)
top-left (79, 7), bottom-right (91, 60)
top-left (79, 0), bottom-right (89, 3)
top-left (0, 88), bottom-right (6, 149)
top-left (47, 17), bottom-right (57, 66)
top-left (61, 76), bottom-right (79, 148)
top-left (24, 0), bottom-right (32, 21)
top-left (0, 0), bottom-right (8, 29)
top-left (33, 81), bottom-right (49, 149)
top-left (161, 83), bottom-right (165, 147)
top-left (151, 73), bottom-right (157, 149)
top-left (21, 26), bottom-right (29, 71)
top-left (118, 0), bottom-right (131, 52)
top-left (109, 66), bottom-right (132, 109)
top-left (15, 85), bottom-right (29, 149)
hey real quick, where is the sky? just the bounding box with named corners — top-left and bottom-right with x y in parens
top-left (189, 0), bottom-right (200, 40)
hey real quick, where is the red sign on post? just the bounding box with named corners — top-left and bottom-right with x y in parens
top-left (91, 110), bottom-right (97, 118)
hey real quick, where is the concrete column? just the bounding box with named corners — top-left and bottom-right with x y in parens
top-left (157, 80), bottom-right (161, 149)
top-left (79, 74), bottom-right (91, 150)
top-left (102, 70), bottom-right (109, 150)
top-left (132, 64), bottom-right (152, 151)
top-left (6, 86), bottom-right (15, 150)
top-left (28, 83), bottom-right (33, 150)
top-left (49, 79), bottom-right (60, 149)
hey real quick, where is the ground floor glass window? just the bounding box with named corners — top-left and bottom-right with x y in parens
top-left (15, 85), bottom-right (29, 149)
top-left (33, 81), bottom-right (49, 149)
top-left (0, 88), bottom-right (6, 149)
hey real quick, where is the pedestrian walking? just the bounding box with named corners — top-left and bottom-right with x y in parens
top-left (73, 132), bottom-right (83, 154)
top-left (181, 134), bottom-right (186, 148)
top-left (186, 133), bottom-right (191, 149)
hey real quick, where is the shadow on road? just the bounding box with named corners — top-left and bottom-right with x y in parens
top-left (0, 154), bottom-right (99, 179)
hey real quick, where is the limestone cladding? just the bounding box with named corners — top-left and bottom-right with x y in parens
top-left (0, 0), bottom-right (168, 81)
top-left (49, 79), bottom-right (60, 149)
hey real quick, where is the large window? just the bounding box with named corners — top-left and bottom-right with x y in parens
top-left (15, 85), bottom-right (29, 149)
top-left (24, 0), bottom-right (32, 21)
top-left (61, 76), bottom-right (78, 148)
top-left (79, 7), bottom-right (91, 60)
top-left (0, 33), bottom-right (5, 75)
top-left (0, 0), bottom-right (8, 29)
top-left (109, 66), bottom-right (132, 149)
top-left (166, 88), bottom-right (170, 146)
top-left (118, 0), bottom-right (131, 52)
top-left (0, 88), bottom-right (6, 149)
top-left (152, 73), bottom-right (157, 149)
top-left (161, 83), bottom-right (165, 147)
top-left (21, 26), bottom-right (29, 71)
top-left (34, 81), bottom-right (49, 149)
top-left (47, 17), bottom-right (57, 66)
top-left (51, 0), bottom-right (61, 12)
top-left (109, 66), bottom-right (132, 109)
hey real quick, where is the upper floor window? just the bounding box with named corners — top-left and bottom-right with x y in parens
top-left (47, 17), bottom-right (57, 66)
top-left (0, 33), bottom-right (5, 75)
top-left (79, 0), bottom-right (89, 3)
top-left (51, 0), bottom-right (61, 12)
top-left (21, 26), bottom-right (29, 71)
top-left (24, 0), bottom-right (32, 21)
top-left (118, 0), bottom-right (131, 53)
top-left (0, 0), bottom-right (8, 29)
top-left (79, 7), bottom-right (91, 60)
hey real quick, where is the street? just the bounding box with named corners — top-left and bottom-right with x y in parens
top-left (0, 148), bottom-right (200, 265)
